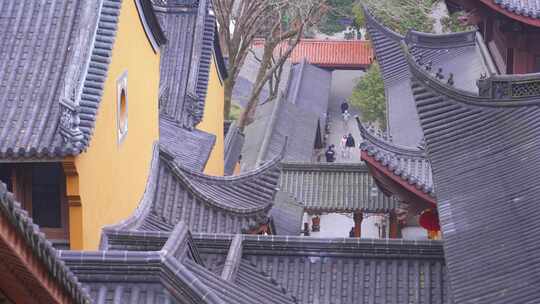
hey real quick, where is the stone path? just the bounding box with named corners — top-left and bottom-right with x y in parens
top-left (324, 70), bottom-right (365, 163)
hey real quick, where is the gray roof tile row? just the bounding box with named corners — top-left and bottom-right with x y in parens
top-left (357, 118), bottom-right (434, 196)
top-left (64, 222), bottom-right (297, 304)
top-left (154, 0), bottom-right (215, 129)
top-left (195, 234), bottom-right (452, 304)
top-left (279, 162), bottom-right (398, 212)
top-left (494, 0), bottom-right (540, 19)
top-left (160, 117), bottom-right (215, 171)
top-left (0, 0), bottom-right (123, 159)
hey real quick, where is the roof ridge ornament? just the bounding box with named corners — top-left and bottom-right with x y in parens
top-left (59, 2), bottom-right (99, 152)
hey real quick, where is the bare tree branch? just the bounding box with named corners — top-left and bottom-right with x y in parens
top-left (213, 0), bottom-right (328, 125)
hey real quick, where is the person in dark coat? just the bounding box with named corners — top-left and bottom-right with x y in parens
top-left (340, 100), bottom-right (349, 114)
top-left (325, 145), bottom-right (336, 163)
top-left (345, 133), bottom-right (355, 158)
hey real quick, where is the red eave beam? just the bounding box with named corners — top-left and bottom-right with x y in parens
top-left (361, 150), bottom-right (437, 208)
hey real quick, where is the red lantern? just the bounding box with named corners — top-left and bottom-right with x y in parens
top-left (419, 209), bottom-right (440, 231)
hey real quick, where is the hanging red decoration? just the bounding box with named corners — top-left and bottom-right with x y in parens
top-left (419, 209), bottom-right (440, 231)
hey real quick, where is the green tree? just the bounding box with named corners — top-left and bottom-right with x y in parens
top-left (441, 11), bottom-right (474, 33)
top-left (353, 0), bottom-right (434, 35)
top-left (350, 63), bottom-right (386, 129)
top-left (318, 0), bottom-right (355, 35)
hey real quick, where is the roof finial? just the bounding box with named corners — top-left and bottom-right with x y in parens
top-left (415, 54), bottom-right (423, 65)
top-left (435, 68), bottom-right (444, 80)
top-left (447, 73), bottom-right (454, 86)
top-left (424, 61), bottom-right (432, 72)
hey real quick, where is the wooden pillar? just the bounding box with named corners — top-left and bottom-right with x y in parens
top-left (389, 211), bottom-right (401, 239)
top-left (62, 158), bottom-right (83, 250)
top-left (353, 211), bottom-right (363, 238)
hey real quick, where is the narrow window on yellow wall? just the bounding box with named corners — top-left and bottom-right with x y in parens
top-left (117, 71), bottom-right (128, 143)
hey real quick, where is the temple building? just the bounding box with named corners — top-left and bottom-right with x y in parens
top-left (0, 0), bottom-right (232, 251)
top-left (356, 6), bottom-right (506, 239)
top-left (0, 0), bottom-right (166, 249)
top-left (279, 162), bottom-right (402, 238)
top-left (449, 0), bottom-right (540, 74)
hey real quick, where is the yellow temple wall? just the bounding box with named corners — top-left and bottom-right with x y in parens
top-left (70, 0), bottom-right (160, 250)
top-left (198, 58), bottom-right (225, 176)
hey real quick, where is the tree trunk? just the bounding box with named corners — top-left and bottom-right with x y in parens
top-left (223, 77), bottom-right (234, 120)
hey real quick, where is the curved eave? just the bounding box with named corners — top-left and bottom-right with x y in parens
top-left (480, 0), bottom-right (540, 27)
top-left (213, 25), bottom-right (228, 83)
top-left (135, 0), bottom-right (167, 52)
top-left (405, 30), bottom-right (477, 49)
top-left (363, 5), bottom-right (404, 42)
top-left (356, 117), bottom-right (426, 157)
top-left (177, 146), bottom-right (282, 183)
top-left (405, 42), bottom-right (540, 107)
top-left (161, 150), bottom-right (275, 214)
top-left (361, 151), bottom-right (436, 207)
top-left (0, 149), bottom-right (78, 162)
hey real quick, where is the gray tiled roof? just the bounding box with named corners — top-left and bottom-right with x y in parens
top-left (195, 234), bottom-right (452, 304)
top-left (357, 119), bottom-right (434, 196)
top-left (154, 0), bottom-right (215, 129)
top-left (493, 0), bottom-right (540, 19)
top-left (154, 0), bottom-right (219, 171)
top-left (285, 60), bottom-right (332, 129)
top-left (0, 183), bottom-right (90, 303)
top-left (241, 61), bottom-right (331, 171)
top-left (364, 7), bottom-right (493, 147)
top-left (241, 95), bottom-right (319, 171)
top-left (72, 222), bottom-right (299, 304)
top-left (103, 143), bottom-right (282, 235)
top-left (64, 222), bottom-right (296, 304)
top-left (223, 121), bottom-right (244, 175)
top-left (407, 47), bottom-right (540, 303)
top-left (279, 162), bottom-right (398, 212)
top-left (100, 227), bottom-right (452, 304)
top-left (160, 117), bottom-right (215, 171)
top-left (0, 0), bottom-right (122, 159)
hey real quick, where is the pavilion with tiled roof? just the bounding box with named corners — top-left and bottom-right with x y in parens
top-left (279, 162), bottom-right (397, 214)
top-left (406, 40), bottom-right (540, 303)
